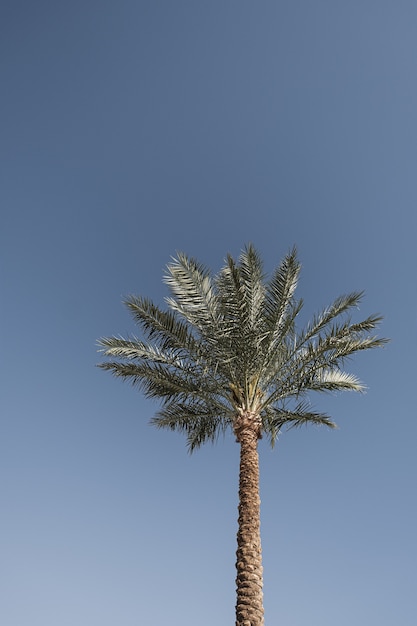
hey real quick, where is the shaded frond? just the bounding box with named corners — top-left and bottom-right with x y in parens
top-left (152, 400), bottom-right (232, 452)
top-left (262, 400), bottom-right (337, 446)
top-left (98, 357), bottom-right (227, 404)
top-left (124, 296), bottom-right (197, 352)
top-left (283, 410), bottom-right (336, 430)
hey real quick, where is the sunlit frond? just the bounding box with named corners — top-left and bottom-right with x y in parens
top-left (97, 336), bottom-right (178, 364)
top-left (306, 369), bottom-right (365, 393)
top-left (164, 252), bottom-right (221, 335)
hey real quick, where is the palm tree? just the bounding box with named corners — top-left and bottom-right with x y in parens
top-left (98, 245), bottom-right (386, 626)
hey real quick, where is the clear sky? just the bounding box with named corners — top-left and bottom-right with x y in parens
top-left (1, 2), bottom-right (416, 625)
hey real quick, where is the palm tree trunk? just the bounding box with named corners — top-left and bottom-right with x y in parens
top-left (235, 425), bottom-right (264, 626)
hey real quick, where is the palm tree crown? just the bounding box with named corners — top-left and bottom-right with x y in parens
top-left (98, 245), bottom-right (386, 449)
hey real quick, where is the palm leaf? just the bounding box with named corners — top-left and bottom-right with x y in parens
top-left (164, 252), bottom-right (222, 337)
top-left (152, 400), bottom-right (232, 451)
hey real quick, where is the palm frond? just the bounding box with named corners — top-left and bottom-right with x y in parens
top-left (98, 356), bottom-right (228, 403)
top-left (284, 411), bottom-right (337, 430)
top-left (238, 244), bottom-right (266, 329)
top-left (216, 254), bottom-right (247, 328)
top-left (123, 297), bottom-right (231, 377)
top-left (262, 400), bottom-right (336, 446)
top-left (259, 248), bottom-right (302, 382)
top-left (152, 401), bottom-right (232, 452)
top-left (215, 248), bottom-right (267, 382)
top-left (263, 247), bottom-right (300, 331)
top-left (304, 369), bottom-right (365, 393)
top-left (124, 296), bottom-right (196, 351)
top-left (97, 336), bottom-right (179, 364)
top-left (296, 291), bottom-right (364, 350)
top-left (163, 252), bottom-right (222, 336)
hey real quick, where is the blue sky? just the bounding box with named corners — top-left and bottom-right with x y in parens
top-left (1, 1), bottom-right (416, 624)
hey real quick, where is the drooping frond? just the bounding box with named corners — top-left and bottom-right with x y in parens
top-left (278, 403), bottom-right (337, 430)
top-left (98, 342), bottom-right (229, 405)
top-left (151, 400), bottom-right (232, 452)
top-left (98, 244), bottom-right (387, 450)
top-left (261, 401), bottom-right (337, 446)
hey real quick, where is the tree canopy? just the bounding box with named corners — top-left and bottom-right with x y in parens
top-left (98, 245), bottom-right (386, 450)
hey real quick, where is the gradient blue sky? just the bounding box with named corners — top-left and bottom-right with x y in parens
top-left (1, 2), bottom-right (416, 625)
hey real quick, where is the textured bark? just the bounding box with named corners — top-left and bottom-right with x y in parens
top-left (235, 419), bottom-right (264, 626)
